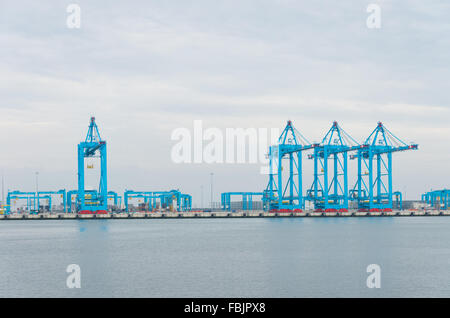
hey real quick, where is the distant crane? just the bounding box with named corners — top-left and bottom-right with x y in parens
top-left (77, 117), bottom-right (107, 214)
top-left (6, 191), bottom-right (37, 214)
top-left (422, 189), bottom-right (449, 210)
top-left (37, 189), bottom-right (66, 212)
top-left (124, 190), bottom-right (192, 212)
top-left (221, 192), bottom-right (264, 211)
top-left (350, 122), bottom-right (418, 211)
top-left (306, 121), bottom-right (362, 212)
top-left (265, 120), bottom-right (317, 211)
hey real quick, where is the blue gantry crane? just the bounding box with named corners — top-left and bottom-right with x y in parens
top-left (66, 190), bottom-right (78, 213)
top-left (124, 190), bottom-right (192, 212)
top-left (349, 122), bottom-right (418, 211)
top-left (6, 191), bottom-right (37, 214)
top-left (37, 189), bottom-right (66, 212)
top-left (306, 121), bottom-right (362, 212)
top-left (422, 189), bottom-right (449, 210)
top-left (107, 191), bottom-right (122, 210)
top-left (221, 192), bottom-right (264, 211)
top-left (265, 120), bottom-right (317, 211)
top-left (77, 117), bottom-right (107, 214)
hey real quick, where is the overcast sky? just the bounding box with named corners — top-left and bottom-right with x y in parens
top-left (0, 0), bottom-right (449, 206)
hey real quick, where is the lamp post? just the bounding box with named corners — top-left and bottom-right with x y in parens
top-left (35, 172), bottom-right (39, 212)
top-left (200, 185), bottom-right (204, 209)
top-left (210, 172), bottom-right (214, 209)
top-left (1, 173), bottom-right (4, 207)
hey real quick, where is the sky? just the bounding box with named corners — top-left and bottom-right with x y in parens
top-left (0, 0), bottom-right (449, 206)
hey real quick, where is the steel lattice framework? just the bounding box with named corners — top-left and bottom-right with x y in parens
top-left (422, 189), bottom-right (449, 210)
top-left (306, 121), bottom-right (362, 211)
top-left (221, 192), bottom-right (263, 211)
top-left (350, 122), bottom-right (418, 211)
top-left (77, 117), bottom-right (107, 213)
top-left (265, 120), bottom-right (317, 211)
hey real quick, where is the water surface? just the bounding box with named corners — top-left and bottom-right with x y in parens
top-left (1, 217), bottom-right (449, 297)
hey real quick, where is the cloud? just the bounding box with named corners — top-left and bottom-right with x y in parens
top-left (0, 1), bottom-right (449, 203)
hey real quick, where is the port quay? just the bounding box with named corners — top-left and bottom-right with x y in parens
top-left (1, 209), bottom-right (448, 220)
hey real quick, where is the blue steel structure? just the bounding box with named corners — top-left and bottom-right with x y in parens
top-left (180, 194), bottom-right (192, 212)
top-left (265, 120), bottom-right (317, 211)
top-left (124, 190), bottom-right (192, 212)
top-left (307, 121), bottom-right (361, 211)
top-left (393, 191), bottom-right (402, 210)
top-left (66, 190), bottom-right (78, 213)
top-left (422, 189), bottom-right (449, 210)
top-left (6, 191), bottom-right (37, 214)
top-left (77, 117), bottom-right (107, 213)
top-left (37, 194), bottom-right (51, 212)
top-left (350, 122), bottom-right (417, 211)
top-left (107, 191), bottom-right (122, 210)
top-left (152, 190), bottom-right (191, 212)
top-left (221, 192), bottom-right (263, 211)
top-left (37, 189), bottom-right (66, 212)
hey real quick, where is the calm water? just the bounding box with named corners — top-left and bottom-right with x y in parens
top-left (1, 217), bottom-right (450, 297)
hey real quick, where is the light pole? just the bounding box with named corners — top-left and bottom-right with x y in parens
top-left (1, 173), bottom-right (4, 207)
top-left (210, 172), bottom-right (214, 209)
top-left (35, 172), bottom-right (39, 212)
top-left (200, 185), bottom-right (204, 209)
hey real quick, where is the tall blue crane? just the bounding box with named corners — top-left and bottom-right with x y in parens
top-left (265, 120), bottom-right (317, 211)
top-left (350, 122), bottom-right (418, 211)
top-left (77, 117), bottom-right (107, 213)
top-left (307, 121), bottom-right (361, 211)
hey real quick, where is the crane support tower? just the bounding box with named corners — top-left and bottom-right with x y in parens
top-left (265, 120), bottom-right (317, 211)
top-left (350, 122), bottom-right (418, 211)
top-left (307, 121), bottom-right (362, 212)
top-left (77, 117), bottom-right (107, 214)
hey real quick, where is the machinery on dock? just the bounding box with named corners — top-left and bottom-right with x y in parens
top-left (422, 189), bottom-right (450, 210)
top-left (124, 190), bottom-right (192, 212)
top-left (77, 117), bottom-right (107, 214)
top-left (221, 192), bottom-right (263, 211)
top-left (37, 189), bottom-right (66, 212)
top-left (225, 120), bottom-right (419, 213)
top-left (265, 120), bottom-right (317, 211)
top-left (6, 191), bottom-right (37, 214)
top-left (306, 121), bottom-right (363, 212)
top-left (4, 117), bottom-right (419, 215)
top-left (350, 122), bottom-right (418, 211)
